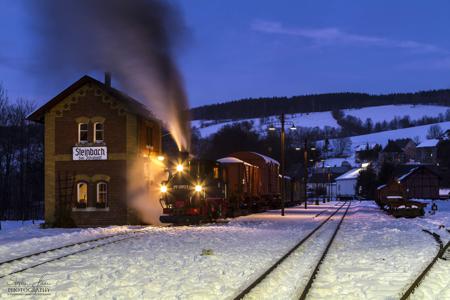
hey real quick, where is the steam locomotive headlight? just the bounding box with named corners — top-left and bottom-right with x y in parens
top-left (176, 164), bottom-right (184, 172)
top-left (194, 185), bottom-right (203, 192)
top-left (160, 185), bottom-right (168, 193)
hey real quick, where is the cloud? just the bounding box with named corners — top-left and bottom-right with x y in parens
top-left (251, 20), bottom-right (447, 54)
top-left (398, 57), bottom-right (450, 70)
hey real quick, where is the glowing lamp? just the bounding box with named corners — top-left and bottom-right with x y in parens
top-left (194, 185), bottom-right (203, 192)
top-left (157, 155), bottom-right (165, 161)
top-left (268, 124), bottom-right (276, 131)
top-left (176, 164), bottom-right (184, 172)
top-left (160, 185), bottom-right (168, 193)
top-left (289, 124), bottom-right (297, 131)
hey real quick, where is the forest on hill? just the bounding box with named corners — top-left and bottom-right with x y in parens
top-left (190, 90), bottom-right (450, 120)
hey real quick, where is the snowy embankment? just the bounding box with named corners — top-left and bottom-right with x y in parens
top-left (1, 201), bottom-right (449, 299)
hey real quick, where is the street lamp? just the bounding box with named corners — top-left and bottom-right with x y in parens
top-left (295, 139), bottom-right (317, 209)
top-left (267, 113), bottom-right (296, 216)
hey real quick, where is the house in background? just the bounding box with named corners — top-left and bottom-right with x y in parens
top-left (377, 165), bottom-right (440, 200)
top-left (378, 139), bottom-right (416, 164)
top-left (416, 139), bottom-right (440, 164)
top-left (335, 167), bottom-right (365, 199)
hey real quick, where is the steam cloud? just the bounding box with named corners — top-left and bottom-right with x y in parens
top-left (31, 0), bottom-right (190, 151)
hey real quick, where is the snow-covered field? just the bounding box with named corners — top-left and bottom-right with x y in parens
top-left (1, 200), bottom-right (449, 299)
top-left (191, 104), bottom-right (449, 138)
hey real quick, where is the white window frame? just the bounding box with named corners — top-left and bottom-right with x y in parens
top-left (96, 182), bottom-right (108, 205)
top-left (78, 123), bottom-right (88, 143)
top-left (94, 122), bottom-right (104, 143)
top-left (77, 182), bottom-right (88, 205)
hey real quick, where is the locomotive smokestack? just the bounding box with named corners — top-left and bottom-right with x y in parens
top-left (178, 151), bottom-right (189, 161)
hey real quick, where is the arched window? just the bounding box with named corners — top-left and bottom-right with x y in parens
top-left (78, 123), bottom-right (88, 143)
top-left (94, 122), bottom-right (104, 143)
top-left (76, 182), bottom-right (88, 208)
top-left (96, 182), bottom-right (108, 208)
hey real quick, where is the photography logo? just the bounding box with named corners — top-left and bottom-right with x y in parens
top-left (6, 275), bottom-right (51, 296)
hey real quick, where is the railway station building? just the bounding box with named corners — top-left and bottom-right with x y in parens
top-left (28, 75), bottom-right (163, 227)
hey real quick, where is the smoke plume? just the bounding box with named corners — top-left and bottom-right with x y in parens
top-left (30, 0), bottom-right (190, 151)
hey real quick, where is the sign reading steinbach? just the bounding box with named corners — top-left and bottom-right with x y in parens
top-left (73, 146), bottom-right (107, 160)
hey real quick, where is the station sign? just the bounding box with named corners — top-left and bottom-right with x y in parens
top-left (73, 146), bottom-right (107, 161)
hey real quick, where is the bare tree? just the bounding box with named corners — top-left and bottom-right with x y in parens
top-left (332, 137), bottom-right (352, 156)
top-left (426, 124), bottom-right (443, 139)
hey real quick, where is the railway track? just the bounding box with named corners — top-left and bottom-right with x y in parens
top-left (0, 228), bottom-right (149, 279)
top-left (233, 201), bottom-right (352, 300)
top-left (400, 229), bottom-right (450, 299)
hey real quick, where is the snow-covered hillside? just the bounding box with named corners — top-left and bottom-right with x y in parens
top-left (346, 121), bottom-right (450, 149)
top-left (192, 104), bottom-right (449, 138)
top-left (343, 104), bottom-right (448, 123)
top-left (192, 111), bottom-right (338, 138)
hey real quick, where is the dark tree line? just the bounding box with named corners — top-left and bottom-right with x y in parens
top-left (0, 84), bottom-right (43, 228)
top-left (191, 90), bottom-right (450, 120)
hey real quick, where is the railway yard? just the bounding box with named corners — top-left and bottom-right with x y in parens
top-left (1, 200), bottom-right (449, 299)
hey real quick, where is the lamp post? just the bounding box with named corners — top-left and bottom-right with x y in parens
top-left (295, 139), bottom-right (316, 209)
top-left (268, 113), bottom-right (296, 216)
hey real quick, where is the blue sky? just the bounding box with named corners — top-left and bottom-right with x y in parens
top-left (1, 0), bottom-right (450, 108)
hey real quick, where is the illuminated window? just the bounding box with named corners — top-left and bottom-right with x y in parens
top-left (78, 123), bottom-right (88, 143)
top-left (97, 182), bottom-right (107, 207)
top-left (213, 167), bottom-right (219, 179)
top-left (94, 123), bottom-right (104, 143)
top-left (77, 182), bottom-right (88, 207)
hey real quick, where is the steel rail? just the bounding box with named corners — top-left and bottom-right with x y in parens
top-left (233, 201), bottom-right (348, 300)
top-left (400, 230), bottom-right (450, 300)
top-left (0, 229), bottom-right (148, 279)
top-left (298, 200), bottom-right (352, 300)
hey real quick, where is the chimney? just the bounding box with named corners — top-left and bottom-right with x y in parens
top-left (104, 72), bottom-right (111, 88)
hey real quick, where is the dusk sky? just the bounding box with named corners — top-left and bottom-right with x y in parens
top-left (1, 0), bottom-right (450, 108)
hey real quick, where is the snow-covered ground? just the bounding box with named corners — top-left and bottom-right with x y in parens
top-left (1, 200), bottom-right (449, 299)
top-left (191, 104), bottom-right (449, 138)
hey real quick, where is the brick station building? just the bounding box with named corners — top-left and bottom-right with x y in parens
top-left (28, 74), bottom-right (162, 227)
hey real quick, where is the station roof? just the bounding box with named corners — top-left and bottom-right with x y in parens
top-left (27, 75), bottom-right (157, 123)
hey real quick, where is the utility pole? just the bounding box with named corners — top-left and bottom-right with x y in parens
top-left (303, 138), bottom-right (308, 209)
top-left (280, 113), bottom-right (285, 216)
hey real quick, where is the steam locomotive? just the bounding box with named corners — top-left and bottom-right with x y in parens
top-left (159, 151), bottom-right (301, 224)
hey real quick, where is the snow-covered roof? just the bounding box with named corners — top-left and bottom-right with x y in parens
top-left (217, 157), bottom-right (254, 166)
top-left (321, 157), bottom-right (358, 168)
top-left (354, 143), bottom-right (377, 152)
top-left (249, 152), bottom-right (280, 165)
top-left (397, 167), bottom-right (419, 181)
top-left (377, 184), bottom-right (387, 190)
top-left (417, 139), bottom-right (439, 148)
top-left (335, 168), bottom-right (362, 181)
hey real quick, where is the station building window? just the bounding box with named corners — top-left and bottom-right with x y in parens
top-left (96, 182), bottom-right (108, 208)
top-left (76, 182), bottom-right (88, 208)
top-left (94, 122), bottom-right (104, 143)
top-left (78, 123), bottom-right (88, 143)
